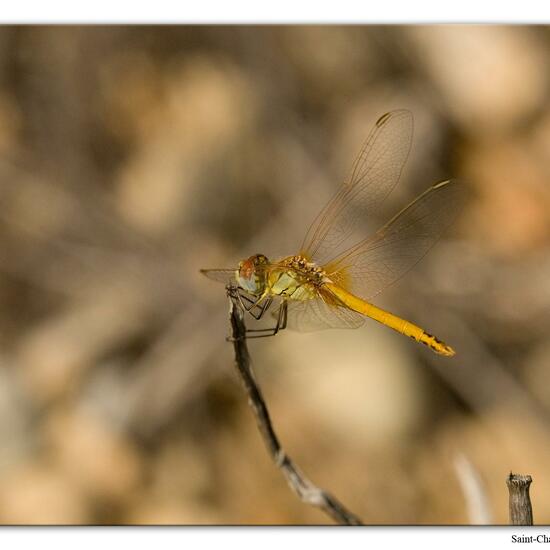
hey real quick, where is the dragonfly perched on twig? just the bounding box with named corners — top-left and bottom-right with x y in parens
top-left (201, 110), bottom-right (465, 356)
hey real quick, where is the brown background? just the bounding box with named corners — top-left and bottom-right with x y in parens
top-left (0, 25), bottom-right (548, 524)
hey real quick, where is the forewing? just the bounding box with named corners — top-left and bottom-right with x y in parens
top-left (325, 179), bottom-right (466, 300)
top-left (300, 110), bottom-right (413, 266)
top-left (200, 268), bottom-right (236, 285)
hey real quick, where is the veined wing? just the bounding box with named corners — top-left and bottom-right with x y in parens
top-left (324, 179), bottom-right (466, 301)
top-left (284, 291), bottom-right (365, 332)
top-left (300, 110), bottom-right (413, 266)
top-left (200, 268), bottom-right (236, 285)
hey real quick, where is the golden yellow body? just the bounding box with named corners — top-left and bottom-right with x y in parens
top-left (252, 253), bottom-right (455, 356)
top-left (325, 282), bottom-right (454, 356)
top-left (201, 110), bottom-right (462, 356)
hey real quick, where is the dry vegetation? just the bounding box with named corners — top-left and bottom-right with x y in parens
top-left (0, 25), bottom-right (548, 524)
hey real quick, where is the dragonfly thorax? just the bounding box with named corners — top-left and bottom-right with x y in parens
top-left (267, 255), bottom-right (327, 300)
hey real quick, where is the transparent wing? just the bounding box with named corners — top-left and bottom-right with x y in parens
top-left (324, 179), bottom-right (466, 300)
top-left (283, 292), bottom-right (365, 332)
top-left (200, 268), bottom-right (236, 285)
top-left (300, 110), bottom-right (413, 266)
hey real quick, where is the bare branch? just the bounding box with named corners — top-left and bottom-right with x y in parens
top-left (507, 473), bottom-right (533, 525)
top-left (227, 286), bottom-right (363, 525)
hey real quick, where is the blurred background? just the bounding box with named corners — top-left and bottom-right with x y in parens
top-left (0, 25), bottom-right (548, 525)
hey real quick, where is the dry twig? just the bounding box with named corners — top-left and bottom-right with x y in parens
top-left (507, 473), bottom-right (533, 526)
top-left (227, 287), bottom-right (363, 525)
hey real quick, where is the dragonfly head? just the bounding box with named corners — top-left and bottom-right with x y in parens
top-left (236, 254), bottom-right (269, 295)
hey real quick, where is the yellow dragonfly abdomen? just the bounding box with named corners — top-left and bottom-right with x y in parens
top-left (325, 282), bottom-right (455, 356)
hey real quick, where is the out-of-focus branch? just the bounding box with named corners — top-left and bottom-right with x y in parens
top-left (453, 453), bottom-right (492, 524)
top-left (507, 473), bottom-right (533, 525)
top-left (227, 287), bottom-right (363, 525)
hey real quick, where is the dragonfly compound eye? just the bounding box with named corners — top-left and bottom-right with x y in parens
top-left (253, 254), bottom-right (269, 266)
top-left (236, 255), bottom-right (269, 296)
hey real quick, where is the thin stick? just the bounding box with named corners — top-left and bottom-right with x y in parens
top-left (507, 473), bottom-right (533, 525)
top-left (227, 288), bottom-right (363, 525)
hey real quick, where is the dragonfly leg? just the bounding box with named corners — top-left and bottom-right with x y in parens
top-left (226, 285), bottom-right (274, 341)
top-left (243, 295), bottom-right (272, 321)
top-left (226, 283), bottom-right (286, 340)
top-left (280, 299), bottom-right (288, 330)
top-left (244, 301), bottom-right (288, 338)
top-left (235, 289), bottom-right (271, 320)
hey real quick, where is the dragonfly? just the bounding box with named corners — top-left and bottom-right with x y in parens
top-left (201, 110), bottom-right (465, 356)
